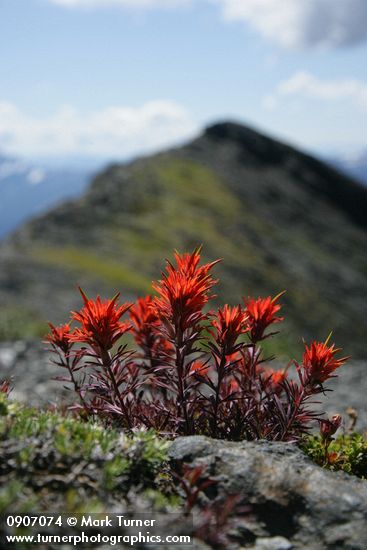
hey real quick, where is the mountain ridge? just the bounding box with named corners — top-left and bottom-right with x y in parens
top-left (201, 121), bottom-right (367, 228)
top-left (331, 150), bottom-right (367, 187)
top-left (1, 121), bottom-right (367, 356)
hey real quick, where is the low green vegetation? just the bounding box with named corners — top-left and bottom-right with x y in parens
top-left (0, 396), bottom-right (175, 514)
top-left (33, 246), bottom-right (152, 293)
top-left (302, 433), bottom-right (367, 479)
top-left (0, 306), bottom-right (46, 341)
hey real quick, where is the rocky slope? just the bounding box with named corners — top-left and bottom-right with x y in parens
top-left (1, 121), bottom-right (367, 356)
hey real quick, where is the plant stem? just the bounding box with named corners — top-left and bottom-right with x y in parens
top-left (212, 353), bottom-right (226, 438)
top-left (281, 386), bottom-right (306, 441)
top-left (100, 348), bottom-right (132, 430)
top-left (175, 328), bottom-right (191, 435)
top-left (65, 354), bottom-right (89, 413)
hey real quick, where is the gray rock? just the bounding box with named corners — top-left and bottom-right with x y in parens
top-left (251, 536), bottom-right (293, 550)
top-left (0, 340), bottom-right (70, 406)
top-left (324, 361), bottom-right (367, 432)
top-left (169, 436), bottom-right (367, 549)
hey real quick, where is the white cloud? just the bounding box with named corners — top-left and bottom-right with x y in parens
top-left (265, 71), bottom-right (367, 110)
top-left (27, 168), bottom-right (46, 185)
top-left (0, 159), bottom-right (27, 181)
top-left (46, 0), bottom-right (367, 50)
top-left (0, 100), bottom-right (198, 159)
top-left (49, 0), bottom-right (191, 9)
top-left (215, 0), bottom-right (367, 49)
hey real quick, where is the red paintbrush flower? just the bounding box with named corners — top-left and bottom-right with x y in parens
top-left (302, 338), bottom-right (348, 385)
top-left (228, 377), bottom-right (239, 394)
top-left (244, 293), bottom-right (284, 342)
top-left (189, 360), bottom-right (210, 377)
top-left (130, 296), bottom-right (160, 347)
top-left (211, 305), bottom-right (248, 353)
top-left (130, 295), bottom-right (173, 364)
top-left (264, 368), bottom-right (288, 394)
top-left (319, 414), bottom-right (342, 440)
top-left (69, 288), bottom-right (132, 351)
top-left (173, 249), bottom-right (218, 280)
top-left (45, 323), bottom-right (73, 354)
top-left (0, 380), bottom-right (10, 395)
top-left (152, 249), bottom-right (219, 333)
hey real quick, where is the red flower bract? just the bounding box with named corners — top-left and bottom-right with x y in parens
top-left (45, 323), bottom-right (72, 354)
top-left (319, 414), bottom-right (342, 440)
top-left (129, 295), bottom-right (173, 365)
top-left (244, 293), bottom-right (284, 342)
top-left (0, 380), bottom-right (10, 395)
top-left (69, 288), bottom-right (132, 351)
top-left (264, 368), bottom-right (288, 395)
top-left (189, 360), bottom-right (210, 377)
top-left (152, 249), bottom-right (219, 333)
top-left (212, 305), bottom-right (248, 353)
top-left (302, 340), bottom-right (348, 385)
top-left (129, 296), bottom-right (159, 347)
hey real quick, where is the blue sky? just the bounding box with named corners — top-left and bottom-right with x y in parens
top-left (1, 0), bottom-right (367, 165)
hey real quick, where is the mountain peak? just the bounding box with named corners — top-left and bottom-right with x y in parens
top-left (205, 120), bottom-right (265, 142)
top-left (1, 122), bottom-right (367, 356)
top-left (202, 120), bottom-right (299, 166)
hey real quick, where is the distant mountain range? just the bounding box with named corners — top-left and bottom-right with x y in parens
top-left (1, 121), bottom-right (367, 357)
top-left (0, 154), bottom-right (90, 237)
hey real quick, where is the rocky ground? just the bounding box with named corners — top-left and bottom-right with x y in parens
top-left (1, 340), bottom-right (366, 431)
top-left (169, 436), bottom-right (367, 549)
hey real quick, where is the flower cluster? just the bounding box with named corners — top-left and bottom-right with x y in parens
top-left (47, 249), bottom-right (348, 441)
top-left (301, 340), bottom-right (348, 385)
top-left (46, 323), bottom-right (72, 354)
top-left (244, 293), bottom-right (284, 342)
top-left (69, 288), bottom-right (132, 351)
top-left (211, 305), bottom-right (248, 354)
top-left (152, 249), bottom-right (219, 333)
